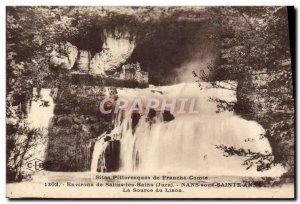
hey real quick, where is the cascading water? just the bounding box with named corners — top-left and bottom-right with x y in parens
top-left (91, 82), bottom-right (285, 177)
top-left (91, 134), bottom-right (109, 173)
top-left (27, 88), bottom-right (55, 129)
top-left (25, 89), bottom-right (55, 170)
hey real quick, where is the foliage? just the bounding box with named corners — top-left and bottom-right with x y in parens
top-left (196, 7), bottom-right (294, 175)
top-left (209, 97), bottom-right (236, 113)
top-left (7, 122), bottom-right (44, 182)
top-left (216, 145), bottom-right (277, 172)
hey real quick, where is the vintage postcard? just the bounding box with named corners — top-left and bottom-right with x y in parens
top-left (6, 6), bottom-right (295, 199)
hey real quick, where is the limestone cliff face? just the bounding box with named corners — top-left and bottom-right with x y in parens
top-left (76, 50), bottom-right (91, 72)
top-left (49, 30), bottom-right (136, 76)
top-left (89, 53), bottom-right (105, 75)
top-left (90, 31), bottom-right (135, 74)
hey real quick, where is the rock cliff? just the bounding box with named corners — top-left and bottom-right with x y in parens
top-left (49, 30), bottom-right (136, 77)
top-left (44, 85), bottom-right (116, 171)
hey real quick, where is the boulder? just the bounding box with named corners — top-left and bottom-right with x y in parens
top-left (163, 110), bottom-right (175, 122)
top-left (104, 140), bottom-right (120, 172)
top-left (96, 140), bottom-right (120, 172)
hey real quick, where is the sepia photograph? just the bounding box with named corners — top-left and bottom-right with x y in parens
top-left (5, 6), bottom-right (295, 199)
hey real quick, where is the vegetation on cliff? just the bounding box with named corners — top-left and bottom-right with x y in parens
top-left (196, 7), bottom-right (294, 177)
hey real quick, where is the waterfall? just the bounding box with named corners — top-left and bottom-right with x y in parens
top-left (27, 88), bottom-right (55, 129)
top-left (24, 88), bottom-right (55, 168)
top-left (91, 82), bottom-right (285, 176)
top-left (91, 136), bottom-right (108, 173)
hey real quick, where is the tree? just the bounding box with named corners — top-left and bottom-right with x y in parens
top-left (6, 7), bottom-right (72, 182)
top-left (196, 7), bottom-right (294, 176)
